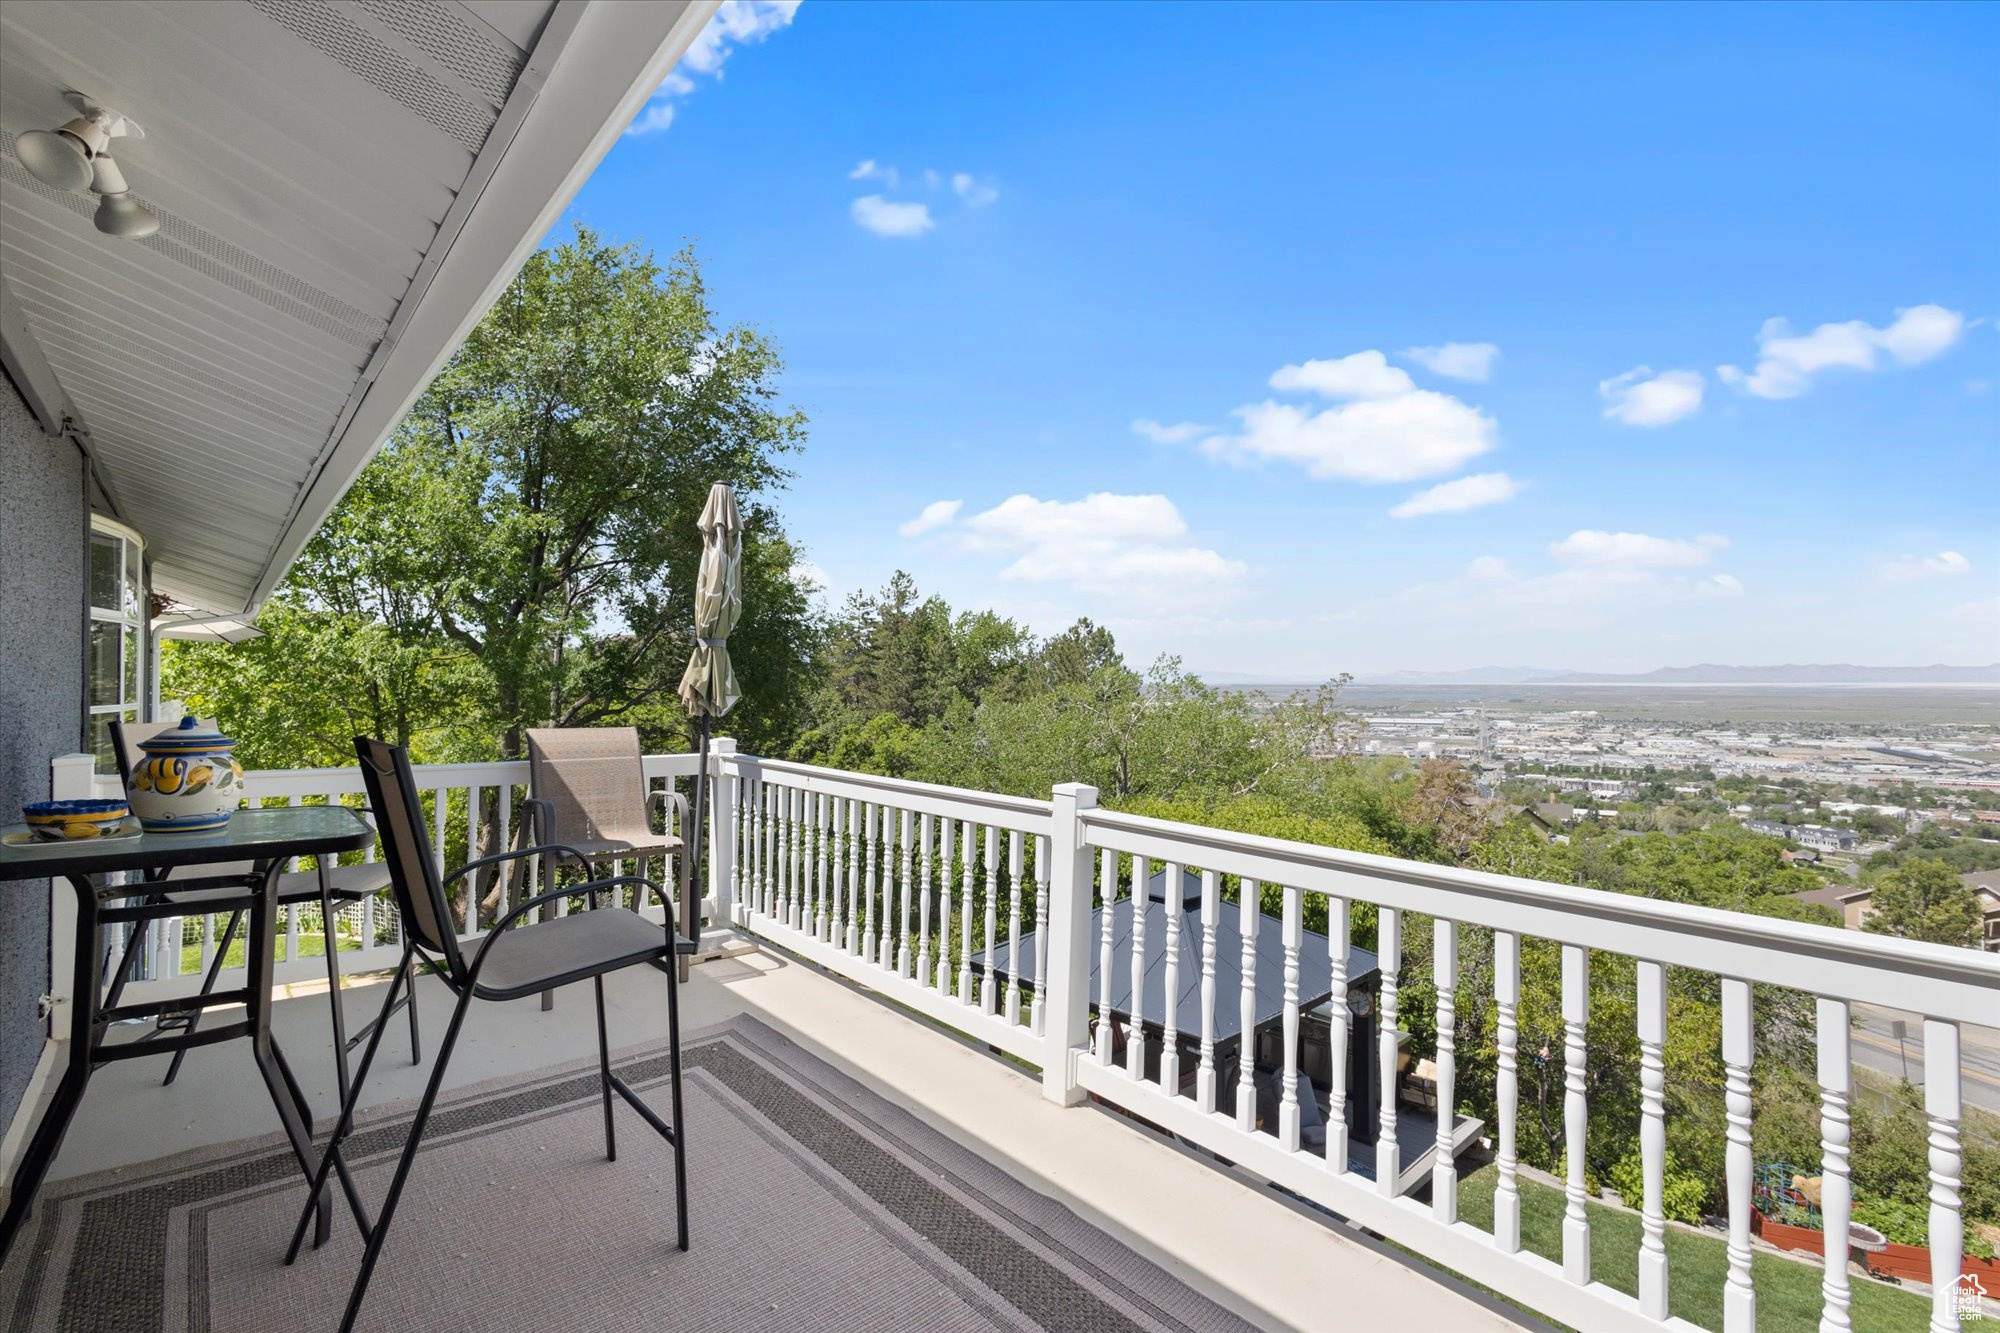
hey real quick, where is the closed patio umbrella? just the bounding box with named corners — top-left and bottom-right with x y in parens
top-left (676, 483), bottom-right (743, 963)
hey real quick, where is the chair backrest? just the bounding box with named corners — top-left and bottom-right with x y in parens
top-left (109, 717), bottom-right (219, 797)
top-left (526, 727), bottom-right (648, 842)
top-left (354, 735), bottom-right (464, 978)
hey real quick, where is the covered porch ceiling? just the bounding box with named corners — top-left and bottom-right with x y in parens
top-left (0, 0), bottom-right (713, 615)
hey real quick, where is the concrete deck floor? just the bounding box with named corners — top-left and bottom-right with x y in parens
top-left (53, 942), bottom-right (1521, 1333)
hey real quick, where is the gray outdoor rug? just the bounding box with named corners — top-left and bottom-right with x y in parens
top-left (1, 1014), bottom-right (1260, 1333)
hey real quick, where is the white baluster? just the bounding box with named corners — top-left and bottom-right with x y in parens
top-left (1128, 857), bottom-right (1149, 1082)
top-left (1817, 997), bottom-right (1852, 1333)
top-left (1326, 895), bottom-right (1349, 1171)
top-left (1377, 906), bottom-right (1401, 1195)
top-left (816, 794), bottom-right (831, 941)
top-left (1238, 879), bottom-right (1260, 1133)
top-left (1161, 861), bottom-right (1182, 1095)
top-left (862, 801), bottom-right (878, 963)
top-left (1005, 831), bottom-right (1024, 1025)
top-left (958, 819), bottom-right (976, 1002)
top-left (1032, 835), bottom-right (1051, 1035)
top-left (1280, 884), bottom-right (1302, 1150)
top-left (1926, 1019), bottom-right (1963, 1333)
top-left (780, 785), bottom-right (794, 928)
top-left (982, 825), bottom-right (1000, 1014)
top-left (1494, 929), bottom-right (1520, 1251)
top-left (879, 805), bottom-right (895, 967)
top-left (1639, 959), bottom-right (1668, 1319)
top-left (1563, 944), bottom-right (1591, 1284)
top-left (1433, 917), bottom-right (1458, 1221)
top-left (1723, 977), bottom-right (1755, 1332)
top-left (1198, 868), bottom-right (1219, 1115)
top-left (899, 809), bottom-right (915, 977)
top-left (844, 797), bottom-right (859, 954)
top-left (937, 818), bottom-right (956, 995)
top-left (1097, 848), bottom-right (1117, 1065)
top-left (917, 814), bottom-right (934, 985)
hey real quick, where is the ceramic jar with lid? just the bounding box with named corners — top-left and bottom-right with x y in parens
top-left (130, 716), bottom-right (243, 832)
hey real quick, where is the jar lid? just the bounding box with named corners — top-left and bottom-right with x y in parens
top-left (139, 715), bottom-right (236, 756)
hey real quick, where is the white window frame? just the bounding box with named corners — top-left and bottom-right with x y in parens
top-left (86, 514), bottom-right (146, 775)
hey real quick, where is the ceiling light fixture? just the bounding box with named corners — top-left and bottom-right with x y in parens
top-left (87, 154), bottom-right (158, 237)
top-left (15, 91), bottom-right (158, 238)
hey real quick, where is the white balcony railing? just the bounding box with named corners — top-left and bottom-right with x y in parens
top-left (49, 747), bottom-right (2000, 1333)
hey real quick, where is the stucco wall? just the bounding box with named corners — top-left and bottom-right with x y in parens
top-left (0, 373), bottom-right (85, 1138)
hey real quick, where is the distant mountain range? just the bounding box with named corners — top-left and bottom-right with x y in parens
top-left (1210, 664), bottom-right (2000, 687)
top-left (1546, 663), bottom-right (2000, 685)
top-left (1354, 667), bottom-right (1569, 685)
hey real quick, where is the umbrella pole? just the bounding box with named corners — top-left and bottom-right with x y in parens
top-left (683, 713), bottom-right (713, 980)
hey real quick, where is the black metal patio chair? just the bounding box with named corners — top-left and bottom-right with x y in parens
top-left (285, 735), bottom-right (692, 1333)
top-left (108, 720), bottom-right (420, 1098)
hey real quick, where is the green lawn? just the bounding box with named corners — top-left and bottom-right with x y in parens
top-left (178, 931), bottom-right (363, 976)
top-left (1456, 1165), bottom-right (1935, 1333)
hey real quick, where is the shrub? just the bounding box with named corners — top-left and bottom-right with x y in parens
top-left (1852, 1197), bottom-right (1997, 1259)
top-left (1608, 1147), bottom-right (1708, 1225)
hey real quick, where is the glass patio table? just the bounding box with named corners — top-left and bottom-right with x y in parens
top-left (0, 805), bottom-right (376, 1264)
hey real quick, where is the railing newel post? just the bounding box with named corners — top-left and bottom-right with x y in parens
top-left (1042, 782), bottom-right (1098, 1106)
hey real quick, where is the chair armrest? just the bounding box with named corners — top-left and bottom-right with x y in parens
top-left (524, 797), bottom-right (555, 844)
top-left (442, 843), bottom-right (595, 887)
top-left (464, 874), bottom-right (677, 978)
top-left (646, 787), bottom-right (689, 837)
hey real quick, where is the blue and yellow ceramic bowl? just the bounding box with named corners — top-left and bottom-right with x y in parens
top-left (23, 799), bottom-right (130, 841)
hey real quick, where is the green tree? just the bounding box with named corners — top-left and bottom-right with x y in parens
top-left (167, 227), bottom-right (818, 768)
top-left (1864, 858), bottom-right (1984, 948)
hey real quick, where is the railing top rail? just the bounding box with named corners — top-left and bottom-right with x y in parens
top-left (738, 757), bottom-right (1055, 830)
top-left (1081, 805), bottom-right (2000, 1022)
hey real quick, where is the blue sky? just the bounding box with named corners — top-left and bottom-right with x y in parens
top-left (561, 1), bottom-right (1997, 676)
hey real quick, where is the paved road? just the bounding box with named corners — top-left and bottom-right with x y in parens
top-left (1849, 1003), bottom-right (2000, 1115)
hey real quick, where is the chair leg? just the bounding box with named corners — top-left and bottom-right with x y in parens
top-left (164, 910), bottom-right (243, 1087)
top-left (319, 871), bottom-right (352, 1108)
top-left (336, 983), bottom-right (476, 1333)
top-left (284, 945), bottom-right (415, 1265)
top-left (593, 976), bottom-right (616, 1162)
top-left (404, 953), bottom-right (422, 1064)
top-left (665, 948), bottom-right (688, 1251)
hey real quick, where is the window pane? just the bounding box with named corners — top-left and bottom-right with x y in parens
top-left (90, 533), bottom-right (121, 612)
top-left (89, 714), bottom-right (118, 773)
top-left (124, 627), bottom-right (140, 704)
top-left (90, 622), bottom-right (122, 706)
top-left (123, 540), bottom-right (143, 619)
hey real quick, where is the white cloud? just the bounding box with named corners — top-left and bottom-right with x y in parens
top-left (1401, 342), bottom-right (1499, 383)
top-left (626, 0), bottom-right (800, 135)
top-left (1389, 472), bottom-right (1522, 519)
top-left (1550, 530), bottom-right (1728, 568)
top-left (788, 560), bottom-right (828, 592)
top-left (848, 159), bottom-right (898, 187)
top-left (1467, 555), bottom-right (1511, 583)
top-left (1883, 550), bottom-right (1973, 582)
top-left (851, 195), bottom-right (934, 238)
top-left (1600, 367), bottom-right (1704, 427)
top-left (1702, 573), bottom-right (1745, 597)
top-left (1268, 350), bottom-right (1414, 400)
top-left (1203, 392), bottom-right (1497, 483)
top-left (897, 499), bottom-right (963, 538)
top-left (958, 493), bottom-right (1245, 604)
top-left (1131, 418), bottom-right (1206, 445)
top-left (1717, 304), bottom-right (1966, 399)
top-left (627, 103), bottom-right (675, 136)
top-left (952, 172), bottom-right (999, 207)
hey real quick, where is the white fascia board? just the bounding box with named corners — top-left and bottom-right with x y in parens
top-left (246, 0), bottom-right (719, 612)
